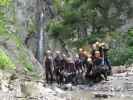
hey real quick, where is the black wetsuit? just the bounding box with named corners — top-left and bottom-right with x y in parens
top-left (45, 56), bottom-right (53, 83)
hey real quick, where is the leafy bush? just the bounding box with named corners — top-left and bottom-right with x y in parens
top-left (0, 0), bottom-right (10, 6)
top-left (0, 49), bottom-right (15, 69)
top-left (109, 47), bottom-right (133, 66)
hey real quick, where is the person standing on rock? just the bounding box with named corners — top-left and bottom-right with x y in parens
top-left (43, 50), bottom-right (54, 83)
top-left (74, 54), bottom-right (82, 73)
top-left (53, 51), bottom-right (64, 84)
top-left (99, 42), bottom-right (112, 75)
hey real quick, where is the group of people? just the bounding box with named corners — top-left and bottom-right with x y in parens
top-left (43, 41), bottom-right (112, 85)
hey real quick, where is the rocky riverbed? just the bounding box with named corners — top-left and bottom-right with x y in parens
top-left (0, 66), bottom-right (133, 100)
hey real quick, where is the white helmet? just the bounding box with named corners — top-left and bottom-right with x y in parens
top-left (87, 58), bottom-right (92, 62)
top-left (47, 50), bottom-right (51, 54)
top-left (56, 50), bottom-right (60, 54)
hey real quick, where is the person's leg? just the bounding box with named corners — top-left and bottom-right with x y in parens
top-left (102, 70), bottom-right (108, 81)
top-left (46, 70), bottom-right (49, 83)
top-left (54, 68), bottom-right (58, 83)
top-left (105, 58), bottom-right (112, 75)
top-left (49, 68), bottom-right (53, 83)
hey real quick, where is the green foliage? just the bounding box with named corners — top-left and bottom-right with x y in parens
top-left (48, 20), bottom-right (74, 41)
top-left (70, 33), bottom-right (105, 48)
top-left (0, 0), bottom-right (22, 48)
top-left (24, 63), bottom-right (33, 72)
top-left (71, 38), bottom-right (88, 49)
top-left (49, 0), bottom-right (133, 66)
top-left (109, 47), bottom-right (133, 66)
top-left (10, 33), bottom-right (22, 48)
top-left (0, 0), bottom-right (10, 6)
top-left (128, 28), bottom-right (133, 37)
top-left (0, 49), bottom-right (15, 69)
top-left (0, 0), bottom-right (12, 38)
top-left (49, 0), bottom-right (133, 48)
top-left (109, 30), bottom-right (133, 66)
top-left (27, 18), bottom-right (36, 34)
top-left (0, 11), bottom-right (8, 35)
top-left (127, 28), bottom-right (133, 46)
top-left (19, 48), bottom-right (33, 72)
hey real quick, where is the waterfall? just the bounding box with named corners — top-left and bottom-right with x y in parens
top-left (36, 12), bottom-right (45, 64)
top-left (36, 0), bottom-right (55, 64)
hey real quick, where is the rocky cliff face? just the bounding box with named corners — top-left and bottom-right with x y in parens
top-left (12, 0), bottom-right (38, 58)
top-left (12, 0), bottom-right (56, 63)
top-left (0, 36), bottom-right (43, 75)
top-left (0, 0), bottom-right (56, 81)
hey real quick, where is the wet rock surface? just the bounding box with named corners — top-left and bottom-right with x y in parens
top-left (0, 66), bottom-right (133, 100)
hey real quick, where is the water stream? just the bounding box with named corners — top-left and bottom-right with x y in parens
top-left (37, 12), bottom-right (45, 64)
top-left (1, 69), bottom-right (133, 100)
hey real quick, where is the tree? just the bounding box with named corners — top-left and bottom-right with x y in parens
top-left (48, 0), bottom-right (133, 49)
